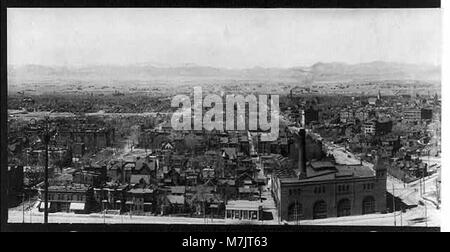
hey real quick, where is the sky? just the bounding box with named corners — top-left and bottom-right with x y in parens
top-left (7, 8), bottom-right (442, 68)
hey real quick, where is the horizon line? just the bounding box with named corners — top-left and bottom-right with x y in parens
top-left (7, 60), bottom-right (442, 70)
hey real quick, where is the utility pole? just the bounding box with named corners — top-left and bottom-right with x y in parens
top-left (422, 168), bottom-right (425, 195)
top-left (423, 152), bottom-right (428, 195)
top-left (436, 179), bottom-right (440, 205)
top-left (29, 194), bottom-right (32, 223)
top-left (103, 201), bottom-right (106, 224)
top-left (22, 193), bottom-right (25, 223)
top-left (392, 184), bottom-right (396, 226)
top-left (419, 172), bottom-right (422, 197)
top-left (419, 200), bottom-right (428, 227)
top-left (44, 137), bottom-right (49, 223)
top-left (425, 203), bottom-right (428, 227)
top-left (42, 117), bottom-right (51, 224)
top-left (203, 200), bottom-right (206, 224)
top-left (400, 207), bottom-right (403, 227)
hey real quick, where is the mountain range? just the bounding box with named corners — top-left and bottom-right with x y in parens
top-left (8, 61), bottom-right (441, 83)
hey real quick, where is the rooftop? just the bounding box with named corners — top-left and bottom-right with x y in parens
top-left (128, 188), bottom-right (154, 194)
top-left (226, 200), bottom-right (262, 210)
top-left (167, 195), bottom-right (185, 204)
top-left (47, 184), bottom-right (90, 192)
top-left (277, 153), bottom-right (376, 184)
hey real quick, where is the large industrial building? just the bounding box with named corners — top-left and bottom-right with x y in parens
top-left (271, 128), bottom-right (387, 221)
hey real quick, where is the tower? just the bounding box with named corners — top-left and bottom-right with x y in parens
top-left (295, 110), bottom-right (307, 179)
top-left (373, 151), bottom-right (387, 180)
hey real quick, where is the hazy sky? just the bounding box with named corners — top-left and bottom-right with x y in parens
top-left (7, 8), bottom-right (441, 68)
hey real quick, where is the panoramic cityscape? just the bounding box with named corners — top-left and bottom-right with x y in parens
top-left (6, 8), bottom-right (441, 228)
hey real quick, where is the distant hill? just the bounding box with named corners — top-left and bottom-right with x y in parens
top-left (8, 61), bottom-right (441, 84)
top-left (307, 61), bottom-right (440, 81)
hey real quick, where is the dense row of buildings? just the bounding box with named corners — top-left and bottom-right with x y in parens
top-left (9, 91), bottom-right (440, 223)
top-left (285, 92), bottom-right (440, 184)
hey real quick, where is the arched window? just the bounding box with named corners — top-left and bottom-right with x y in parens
top-left (313, 200), bottom-right (327, 219)
top-left (288, 202), bottom-right (303, 221)
top-left (337, 198), bottom-right (351, 217)
top-left (362, 196), bottom-right (376, 215)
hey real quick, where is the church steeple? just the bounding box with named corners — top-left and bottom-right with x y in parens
top-left (377, 90), bottom-right (382, 101)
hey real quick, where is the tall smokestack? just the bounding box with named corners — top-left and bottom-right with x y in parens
top-left (301, 110), bottom-right (306, 128)
top-left (297, 112), bottom-right (307, 179)
top-left (298, 128), bottom-right (307, 179)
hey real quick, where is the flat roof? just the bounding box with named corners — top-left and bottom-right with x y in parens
top-left (279, 162), bottom-right (375, 184)
top-left (128, 188), bottom-right (154, 194)
top-left (225, 200), bottom-right (262, 211)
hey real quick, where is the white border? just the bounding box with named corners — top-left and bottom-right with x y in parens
top-left (441, 0), bottom-right (449, 232)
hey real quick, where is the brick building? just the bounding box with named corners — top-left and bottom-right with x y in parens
top-left (40, 184), bottom-right (94, 213)
top-left (403, 109), bottom-right (422, 123)
top-left (363, 120), bottom-right (393, 136)
top-left (421, 108), bottom-right (433, 121)
top-left (56, 127), bottom-right (115, 152)
top-left (271, 128), bottom-right (387, 221)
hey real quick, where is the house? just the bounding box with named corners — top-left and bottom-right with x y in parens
top-left (135, 156), bottom-right (157, 176)
top-left (236, 173), bottom-right (259, 200)
top-left (162, 142), bottom-right (175, 151)
top-left (126, 188), bottom-right (155, 215)
top-left (222, 148), bottom-right (237, 160)
top-left (93, 183), bottom-right (128, 212)
top-left (72, 170), bottom-right (105, 187)
top-left (171, 154), bottom-right (187, 170)
top-left (123, 162), bottom-right (135, 183)
top-left (166, 195), bottom-right (186, 213)
top-left (184, 169), bottom-right (200, 186)
top-left (164, 169), bottom-right (181, 185)
top-left (130, 174), bottom-right (152, 186)
top-left (188, 186), bottom-right (223, 217)
top-left (107, 161), bottom-right (123, 183)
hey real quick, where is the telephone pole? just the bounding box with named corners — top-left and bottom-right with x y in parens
top-left (31, 116), bottom-right (55, 224)
top-left (400, 207), bottom-right (403, 227)
top-left (392, 184), bottom-right (396, 226)
top-left (43, 118), bottom-right (50, 224)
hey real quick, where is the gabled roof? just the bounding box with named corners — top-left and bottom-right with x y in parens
top-left (162, 142), bottom-right (174, 150)
top-left (222, 148), bottom-right (237, 160)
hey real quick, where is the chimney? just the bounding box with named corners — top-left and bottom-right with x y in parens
top-left (298, 128), bottom-right (307, 179)
top-left (301, 110), bottom-right (306, 128)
